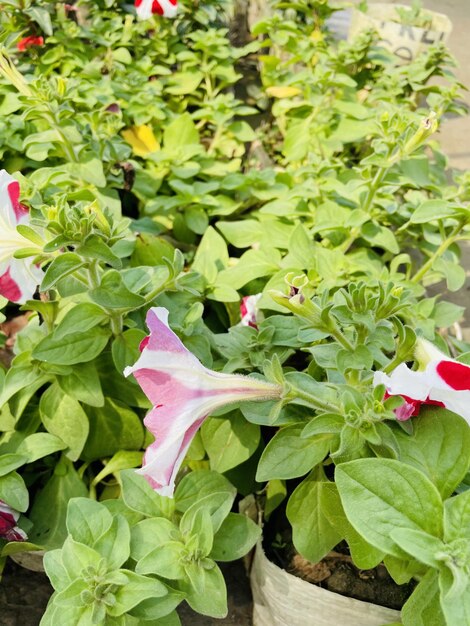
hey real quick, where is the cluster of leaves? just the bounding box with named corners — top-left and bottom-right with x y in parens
top-left (38, 470), bottom-right (260, 625)
top-left (0, 1), bottom-right (469, 625)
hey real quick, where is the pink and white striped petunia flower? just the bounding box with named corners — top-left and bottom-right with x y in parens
top-left (0, 500), bottom-right (27, 542)
top-left (0, 170), bottom-right (44, 304)
top-left (124, 307), bottom-right (281, 496)
top-left (239, 294), bottom-right (263, 329)
top-left (374, 339), bottom-right (470, 425)
top-left (134, 0), bottom-right (178, 20)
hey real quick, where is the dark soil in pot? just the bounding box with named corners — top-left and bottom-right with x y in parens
top-left (0, 559), bottom-right (253, 626)
top-left (264, 512), bottom-right (416, 611)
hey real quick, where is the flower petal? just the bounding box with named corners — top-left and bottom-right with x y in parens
top-left (126, 307), bottom-right (280, 495)
top-left (0, 500), bottom-right (27, 542)
top-left (435, 360), bottom-right (470, 391)
top-left (135, 0), bottom-right (177, 19)
top-left (240, 294), bottom-right (262, 329)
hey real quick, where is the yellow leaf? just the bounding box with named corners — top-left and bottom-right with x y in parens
top-left (266, 86), bottom-right (302, 99)
top-left (122, 124), bottom-right (159, 157)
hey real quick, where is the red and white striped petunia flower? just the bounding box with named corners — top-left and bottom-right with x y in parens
top-left (239, 294), bottom-right (263, 329)
top-left (134, 0), bottom-right (178, 19)
top-left (0, 500), bottom-right (27, 542)
top-left (124, 307), bottom-right (281, 496)
top-left (0, 170), bottom-right (44, 304)
top-left (374, 339), bottom-right (470, 425)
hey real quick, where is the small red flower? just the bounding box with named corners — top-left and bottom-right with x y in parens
top-left (17, 36), bottom-right (44, 52)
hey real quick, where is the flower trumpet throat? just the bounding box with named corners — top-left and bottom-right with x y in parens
top-left (125, 307), bottom-right (281, 496)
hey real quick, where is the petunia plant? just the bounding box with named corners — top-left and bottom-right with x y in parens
top-left (0, 1), bottom-right (468, 625)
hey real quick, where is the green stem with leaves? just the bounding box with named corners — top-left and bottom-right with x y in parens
top-left (410, 222), bottom-right (466, 284)
top-left (285, 384), bottom-right (340, 414)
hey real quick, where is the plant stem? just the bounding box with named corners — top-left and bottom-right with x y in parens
top-left (363, 165), bottom-right (388, 214)
top-left (88, 260), bottom-right (101, 288)
top-left (286, 384), bottom-right (340, 413)
top-left (307, 300), bottom-right (355, 351)
top-left (110, 314), bottom-right (123, 336)
top-left (410, 222), bottom-right (465, 284)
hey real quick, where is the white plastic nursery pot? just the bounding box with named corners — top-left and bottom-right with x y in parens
top-left (250, 543), bottom-right (400, 626)
top-left (348, 3), bottom-right (452, 64)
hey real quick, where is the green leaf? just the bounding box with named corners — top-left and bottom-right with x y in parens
top-left (16, 433), bottom-right (67, 463)
top-left (0, 355), bottom-right (49, 405)
top-left (129, 594), bottom-right (184, 622)
top-left (444, 489), bottom-right (470, 542)
top-left (91, 450), bottom-right (143, 488)
top-left (0, 453), bottom-right (27, 477)
top-left (181, 507), bottom-right (214, 557)
top-left (175, 470), bottom-right (236, 513)
top-left (71, 157), bottom-right (106, 187)
top-left (183, 563), bottom-right (227, 618)
top-left (0, 471), bottom-right (28, 512)
top-left (90, 270), bottom-right (145, 309)
top-left (76, 235), bottom-right (122, 269)
top-left (53, 579), bottom-right (88, 607)
top-left (335, 459), bottom-right (443, 558)
top-left (286, 475), bottom-right (343, 563)
top-left (120, 469), bottom-right (172, 518)
top-left (192, 226), bottom-right (229, 283)
top-left (43, 549), bottom-right (72, 592)
top-left (57, 362), bottom-right (105, 408)
top-left (361, 222), bottom-right (399, 254)
top-left (439, 572), bottom-right (470, 626)
top-left (60, 537), bottom-right (101, 579)
top-left (39, 384), bottom-right (89, 461)
top-left (402, 569), bottom-right (445, 626)
top-left (66, 498), bottom-right (112, 546)
top-left (108, 570), bottom-right (168, 617)
top-left (182, 492), bottom-right (235, 535)
top-left (82, 399), bottom-right (144, 461)
top-left (54, 303), bottom-right (108, 340)
top-left (130, 517), bottom-right (179, 561)
top-left (33, 327), bottom-right (111, 365)
top-left (163, 113), bottom-right (199, 149)
top-left (111, 329), bottom-right (147, 374)
top-left (411, 200), bottom-right (459, 224)
top-left (256, 426), bottom-right (330, 481)
top-left (395, 408), bottom-right (470, 499)
top-left (41, 253), bottom-right (85, 291)
top-left (283, 118), bottom-right (311, 162)
top-left (210, 513), bottom-right (261, 561)
top-left (390, 528), bottom-right (444, 568)
top-left (201, 412), bottom-right (260, 474)
top-left (24, 6), bottom-right (53, 35)
top-left (166, 71), bottom-right (204, 95)
top-left (131, 233), bottom-right (175, 267)
top-left (136, 541), bottom-right (186, 578)
top-left (264, 479), bottom-right (287, 520)
top-left (94, 514), bottom-right (130, 570)
top-left (29, 457), bottom-right (88, 548)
